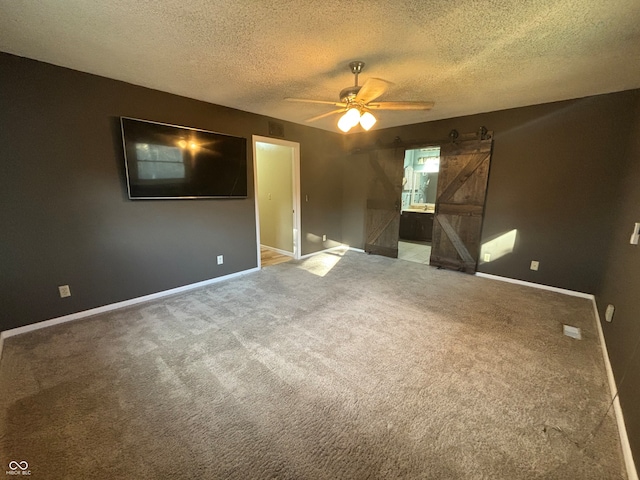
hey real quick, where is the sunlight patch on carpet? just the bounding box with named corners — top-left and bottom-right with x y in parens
top-left (297, 249), bottom-right (346, 277)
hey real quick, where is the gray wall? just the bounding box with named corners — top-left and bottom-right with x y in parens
top-left (0, 52), bottom-right (342, 331)
top-left (596, 95), bottom-right (640, 467)
top-left (341, 151), bottom-right (369, 249)
top-left (299, 132), bottom-right (344, 252)
top-left (342, 91), bottom-right (637, 293)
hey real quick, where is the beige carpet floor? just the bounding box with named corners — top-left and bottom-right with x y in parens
top-left (0, 250), bottom-right (627, 479)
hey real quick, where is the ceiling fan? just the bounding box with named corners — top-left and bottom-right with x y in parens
top-left (285, 61), bottom-right (434, 132)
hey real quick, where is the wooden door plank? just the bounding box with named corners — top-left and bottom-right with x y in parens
top-left (430, 134), bottom-right (493, 274)
top-left (369, 151), bottom-right (399, 199)
top-left (434, 215), bottom-right (476, 268)
top-left (437, 203), bottom-right (484, 216)
top-left (437, 151), bottom-right (489, 204)
top-left (367, 198), bottom-right (398, 210)
top-left (366, 209), bottom-right (397, 245)
top-left (364, 147), bottom-right (403, 258)
top-left (364, 243), bottom-right (399, 257)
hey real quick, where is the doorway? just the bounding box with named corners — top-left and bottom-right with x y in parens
top-left (252, 136), bottom-right (301, 268)
top-left (363, 131), bottom-right (492, 272)
top-left (398, 146), bottom-right (440, 265)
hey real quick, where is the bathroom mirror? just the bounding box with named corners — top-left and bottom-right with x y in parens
top-left (401, 146), bottom-right (440, 211)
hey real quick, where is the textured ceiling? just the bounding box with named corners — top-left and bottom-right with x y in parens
top-left (1, 0), bottom-right (640, 133)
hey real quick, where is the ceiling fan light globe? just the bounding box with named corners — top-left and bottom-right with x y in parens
top-left (345, 107), bottom-right (361, 127)
top-left (360, 112), bottom-right (376, 130)
top-left (338, 108), bottom-right (361, 132)
top-left (338, 112), bottom-right (353, 132)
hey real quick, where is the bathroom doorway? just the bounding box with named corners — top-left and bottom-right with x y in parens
top-left (398, 146), bottom-right (440, 265)
top-left (252, 136), bottom-right (301, 268)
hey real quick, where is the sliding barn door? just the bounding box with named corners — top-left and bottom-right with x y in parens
top-left (364, 148), bottom-right (404, 258)
top-left (430, 134), bottom-right (493, 272)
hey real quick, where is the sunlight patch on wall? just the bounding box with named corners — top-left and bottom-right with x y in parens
top-left (480, 229), bottom-right (518, 263)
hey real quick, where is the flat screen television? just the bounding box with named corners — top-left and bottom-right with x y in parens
top-left (120, 117), bottom-right (247, 199)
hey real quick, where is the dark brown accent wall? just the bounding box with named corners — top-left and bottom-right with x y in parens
top-left (596, 95), bottom-right (640, 467)
top-left (343, 92), bottom-right (638, 293)
top-left (297, 130), bottom-right (344, 254)
top-left (0, 52), bottom-right (342, 331)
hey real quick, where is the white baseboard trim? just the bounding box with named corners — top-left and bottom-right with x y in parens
top-left (591, 300), bottom-right (638, 480)
top-left (474, 272), bottom-right (593, 299)
top-left (260, 244), bottom-right (294, 257)
top-left (475, 271), bottom-right (637, 479)
top-left (299, 244), bottom-right (349, 260)
top-left (0, 267), bottom-right (260, 362)
top-left (347, 247), bottom-right (366, 253)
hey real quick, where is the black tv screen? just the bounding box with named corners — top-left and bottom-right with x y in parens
top-left (120, 117), bottom-right (247, 199)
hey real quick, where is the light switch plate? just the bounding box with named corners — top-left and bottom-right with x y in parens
top-left (630, 222), bottom-right (640, 245)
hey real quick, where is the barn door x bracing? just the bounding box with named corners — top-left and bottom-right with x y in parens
top-left (364, 148), bottom-right (404, 258)
top-left (430, 133), bottom-right (493, 272)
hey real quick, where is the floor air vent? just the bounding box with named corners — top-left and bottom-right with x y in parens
top-left (563, 324), bottom-right (582, 340)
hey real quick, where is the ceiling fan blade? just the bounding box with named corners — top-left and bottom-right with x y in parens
top-left (305, 109), bottom-right (345, 122)
top-left (355, 78), bottom-right (393, 104)
top-left (367, 101), bottom-right (435, 111)
top-left (285, 97), bottom-right (347, 107)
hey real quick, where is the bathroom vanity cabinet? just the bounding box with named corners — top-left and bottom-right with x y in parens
top-left (399, 211), bottom-right (434, 242)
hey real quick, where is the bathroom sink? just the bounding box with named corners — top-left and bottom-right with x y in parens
top-left (403, 208), bottom-right (434, 214)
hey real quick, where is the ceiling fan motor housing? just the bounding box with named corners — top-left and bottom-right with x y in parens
top-left (340, 85), bottom-right (362, 104)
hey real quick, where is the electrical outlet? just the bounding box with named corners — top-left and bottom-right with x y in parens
top-left (630, 222), bottom-right (640, 245)
top-left (483, 253), bottom-right (491, 262)
top-left (217, 255), bottom-right (224, 265)
top-left (530, 260), bottom-right (539, 271)
top-left (605, 304), bottom-right (615, 322)
top-left (58, 285), bottom-right (71, 298)
top-left (322, 234), bottom-right (327, 242)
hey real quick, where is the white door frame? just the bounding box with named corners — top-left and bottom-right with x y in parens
top-left (252, 135), bottom-right (302, 268)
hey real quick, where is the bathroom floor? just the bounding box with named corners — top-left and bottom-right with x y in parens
top-left (398, 240), bottom-right (431, 264)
